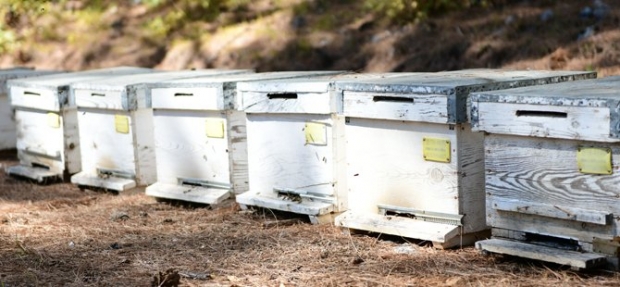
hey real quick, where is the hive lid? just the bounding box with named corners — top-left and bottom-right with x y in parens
top-left (337, 69), bottom-right (596, 123)
top-left (0, 68), bottom-right (62, 94)
top-left (7, 66), bottom-right (153, 90)
top-left (471, 76), bottom-right (620, 140)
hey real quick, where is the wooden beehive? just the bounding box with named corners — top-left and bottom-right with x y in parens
top-left (0, 68), bottom-right (60, 150)
top-left (5, 67), bottom-right (152, 182)
top-left (69, 69), bottom-right (250, 192)
top-left (235, 73), bottom-right (417, 223)
top-left (471, 76), bottom-right (620, 270)
top-left (334, 70), bottom-right (596, 248)
top-left (144, 71), bottom-right (346, 205)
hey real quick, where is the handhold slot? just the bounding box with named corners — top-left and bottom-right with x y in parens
top-left (516, 110), bottom-right (567, 118)
top-left (373, 96), bottom-right (414, 103)
top-left (267, 93), bottom-right (298, 99)
top-left (24, 91), bottom-right (40, 96)
top-left (91, 93), bottom-right (105, 97)
top-left (174, 93), bottom-right (194, 97)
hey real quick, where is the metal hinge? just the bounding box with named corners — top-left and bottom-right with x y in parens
top-left (378, 203), bottom-right (463, 226)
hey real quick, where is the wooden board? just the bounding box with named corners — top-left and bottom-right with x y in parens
top-left (71, 172), bottom-right (136, 191)
top-left (474, 102), bottom-right (612, 142)
top-left (0, 94), bottom-right (16, 150)
top-left (151, 109), bottom-right (232, 188)
top-left (476, 238), bottom-right (607, 269)
top-left (343, 91), bottom-right (449, 124)
top-left (14, 109), bottom-right (65, 174)
top-left (146, 182), bottom-right (231, 205)
top-left (235, 192), bottom-right (335, 216)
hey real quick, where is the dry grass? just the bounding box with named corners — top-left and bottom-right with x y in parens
top-left (1, 151), bottom-right (620, 286)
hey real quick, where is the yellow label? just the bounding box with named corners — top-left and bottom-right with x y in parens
top-left (205, 119), bottom-right (225, 138)
top-left (47, 113), bottom-right (60, 128)
top-left (577, 147), bottom-right (612, 175)
top-left (114, 115), bottom-right (130, 134)
top-left (423, 137), bottom-right (451, 163)
top-left (305, 122), bottom-right (327, 145)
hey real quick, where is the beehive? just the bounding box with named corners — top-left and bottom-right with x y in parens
top-left (472, 76), bottom-right (620, 269)
top-left (145, 71), bottom-right (342, 205)
top-left (334, 70), bottom-right (596, 248)
top-left (69, 69), bottom-right (250, 192)
top-left (0, 68), bottom-right (60, 150)
top-left (5, 67), bottom-right (152, 182)
top-left (235, 73), bottom-right (416, 223)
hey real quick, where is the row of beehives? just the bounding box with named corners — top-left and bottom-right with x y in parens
top-left (2, 66), bottom-right (619, 270)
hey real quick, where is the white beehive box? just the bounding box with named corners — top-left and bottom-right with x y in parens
top-left (235, 73), bottom-right (417, 223)
top-left (70, 69), bottom-right (251, 192)
top-left (0, 68), bottom-right (61, 150)
top-left (5, 67), bottom-right (152, 182)
top-left (334, 70), bottom-right (596, 248)
top-left (145, 71), bottom-right (342, 205)
top-left (471, 76), bottom-right (620, 270)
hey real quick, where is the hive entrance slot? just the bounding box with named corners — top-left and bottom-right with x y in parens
top-left (31, 162), bottom-right (50, 170)
top-left (24, 91), bottom-right (40, 96)
top-left (373, 96), bottom-right (414, 103)
top-left (96, 168), bottom-right (134, 179)
top-left (178, 178), bottom-right (231, 190)
top-left (267, 93), bottom-right (298, 99)
top-left (516, 110), bottom-right (567, 118)
top-left (378, 204), bottom-right (463, 226)
top-left (174, 93), bottom-right (193, 97)
top-left (91, 93), bottom-right (105, 97)
top-left (524, 233), bottom-right (582, 251)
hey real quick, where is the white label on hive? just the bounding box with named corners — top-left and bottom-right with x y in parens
top-left (422, 137), bottom-right (451, 163)
top-left (114, 115), bottom-right (130, 134)
top-left (47, 113), bottom-right (60, 128)
top-left (577, 146), bottom-right (612, 175)
top-left (205, 119), bottom-right (225, 138)
top-left (305, 122), bottom-right (327, 145)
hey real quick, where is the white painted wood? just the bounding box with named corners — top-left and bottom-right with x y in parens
top-left (150, 87), bottom-right (222, 110)
top-left (4, 164), bottom-right (61, 183)
top-left (71, 172), bottom-right (136, 191)
top-left (9, 86), bottom-right (61, 111)
top-left (235, 192), bottom-right (335, 215)
top-left (73, 89), bottom-right (125, 110)
top-left (151, 109), bottom-right (231, 186)
top-left (133, 108), bottom-right (157, 185)
top-left (146, 182), bottom-right (231, 204)
top-left (74, 109), bottom-right (137, 187)
top-left (245, 113), bottom-right (339, 198)
top-left (242, 91), bottom-right (335, 114)
top-left (13, 109), bottom-right (65, 173)
top-left (227, 109), bottom-right (249, 193)
top-left (343, 92), bottom-right (449, 123)
top-left (475, 102), bottom-right (613, 142)
top-left (335, 210), bottom-right (461, 243)
top-left (62, 107), bottom-right (81, 174)
top-left (0, 94), bottom-right (15, 150)
top-left (344, 119), bottom-right (461, 218)
top-left (476, 239), bottom-right (607, 269)
top-left (492, 199), bottom-right (612, 225)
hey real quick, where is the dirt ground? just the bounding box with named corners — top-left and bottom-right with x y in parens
top-left (2, 150), bottom-right (620, 287)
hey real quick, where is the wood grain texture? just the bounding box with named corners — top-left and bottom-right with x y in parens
top-left (0, 94), bottom-right (16, 150)
top-left (475, 102), bottom-right (613, 142)
top-left (73, 89), bottom-right (125, 110)
top-left (77, 108), bottom-right (137, 178)
top-left (152, 110), bottom-right (231, 187)
top-left (456, 124), bottom-right (487, 233)
top-left (343, 92), bottom-right (449, 124)
top-left (133, 108), bottom-right (157, 185)
top-left (485, 134), bottom-right (620, 243)
top-left (14, 109), bottom-right (65, 174)
top-left (345, 118), bottom-right (460, 216)
top-left (226, 109), bottom-right (249, 194)
top-left (9, 86), bottom-right (61, 112)
top-left (242, 91), bottom-right (335, 114)
top-left (245, 113), bottom-right (337, 198)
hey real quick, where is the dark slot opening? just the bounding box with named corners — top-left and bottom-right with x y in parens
top-left (181, 180), bottom-right (202, 187)
top-left (525, 233), bottom-right (582, 251)
top-left (516, 110), bottom-right (567, 118)
top-left (31, 162), bottom-right (50, 170)
top-left (267, 93), bottom-right (298, 100)
top-left (385, 210), bottom-right (415, 219)
top-left (373, 96), bottom-right (414, 103)
top-left (24, 91), bottom-right (40, 96)
top-left (174, 93), bottom-right (194, 97)
top-left (91, 93), bottom-right (105, 97)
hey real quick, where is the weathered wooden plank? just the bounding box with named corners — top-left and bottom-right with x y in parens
top-left (4, 164), bottom-right (61, 183)
top-left (133, 108), bottom-right (157, 185)
top-left (73, 89), bottom-right (125, 110)
top-left (456, 123), bottom-right (487, 233)
top-left (150, 87), bottom-right (222, 110)
top-left (492, 199), bottom-right (612, 225)
top-left (71, 172), bottom-right (136, 191)
top-left (485, 134), bottom-right (620, 213)
top-left (226, 109), bottom-right (249, 194)
top-left (236, 192), bottom-right (335, 215)
top-left (0, 94), bottom-right (16, 150)
top-left (475, 102), bottom-right (612, 142)
top-left (335, 210), bottom-right (461, 244)
top-left (145, 182), bottom-right (231, 205)
top-left (343, 92), bottom-right (449, 124)
top-left (476, 238), bottom-right (607, 269)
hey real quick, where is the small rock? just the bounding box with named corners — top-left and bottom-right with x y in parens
top-left (320, 250), bottom-right (329, 259)
top-left (68, 241), bottom-right (75, 248)
top-left (120, 258), bottom-right (131, 264)
top-left (540, 9), bottom-right (553, 22)
top-left (393, 244), bottom-right (417, 254)
top-left (110, 211), bottom-right (129, 221)
top-left (351, 257), bottom-right (364, 265)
